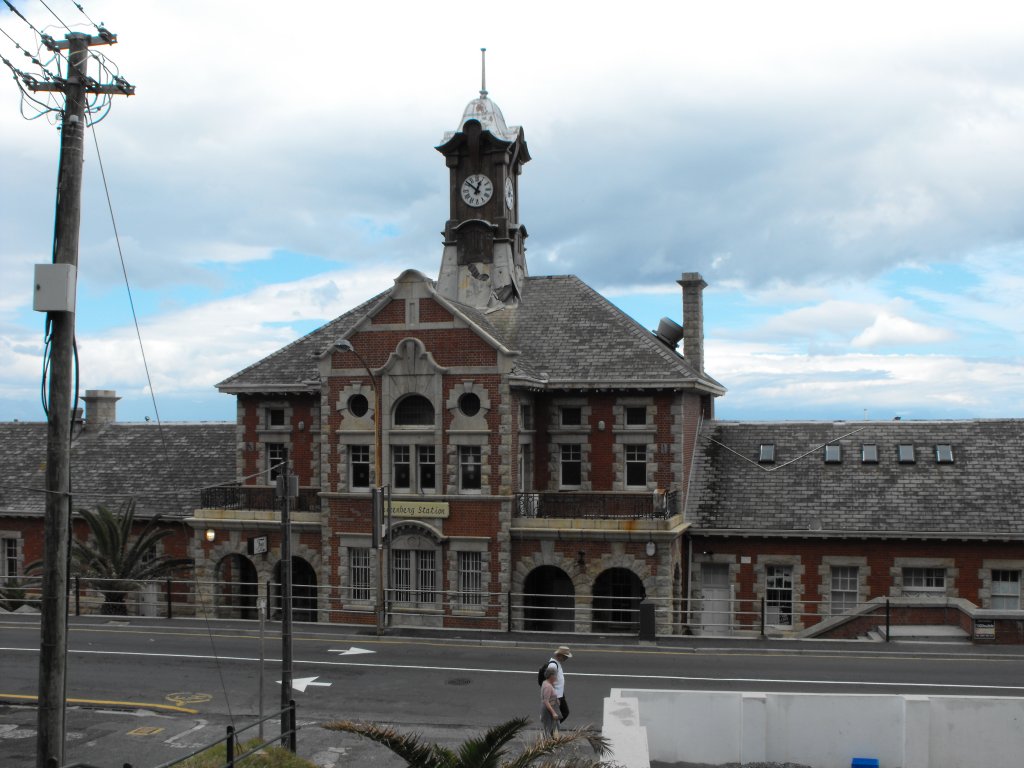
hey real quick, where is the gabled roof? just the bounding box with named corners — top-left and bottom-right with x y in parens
top-left (487, 275), bottom-right (724, 392)
top-left (0, 421), bottom-right (235, 519)
top-left (217, 271), bottom-right (724, 396)
top-left (686, 419), bottom-right (1024, 537)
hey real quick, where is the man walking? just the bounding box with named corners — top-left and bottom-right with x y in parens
top-left (544, 645), bottom-right (572, 723)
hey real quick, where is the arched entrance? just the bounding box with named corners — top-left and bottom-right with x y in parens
top-left (592, 567), bottom-right (645, 633)
top-left (214, 553), bottom-right (258, 620)
top-left (522, 566), bottom-right (575, 633)
top-left (272, 556), bottom-right (318, 623)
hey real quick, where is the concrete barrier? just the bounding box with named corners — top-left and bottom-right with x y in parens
top-left (605, 689), bottom-right (1024, 768)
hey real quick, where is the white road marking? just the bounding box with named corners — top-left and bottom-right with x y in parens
top-left (279, 676), bottom-right (331, 693)
top-left (328, 646), bottom-right (375, 656)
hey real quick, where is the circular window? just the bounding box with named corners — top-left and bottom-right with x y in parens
top-left (458, 392), bottom-right (481, 417)
top-left (348, 394), bottom-right (369, 417)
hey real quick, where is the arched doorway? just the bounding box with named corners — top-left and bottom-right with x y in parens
top-left (523, 566), bottom-right (575, 633)
top-left (272, 556), bottom-right (318, 623)
top-left (215, 553), bottom-right (258, 620)
top-left (592, 567), bottom-right (645, 633)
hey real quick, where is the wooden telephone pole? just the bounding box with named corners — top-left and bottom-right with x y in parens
top-left (26, 30), bottom-right (134, 768)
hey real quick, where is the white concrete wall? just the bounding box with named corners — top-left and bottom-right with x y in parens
top-left (606, 688), bottom-right (1024, 768)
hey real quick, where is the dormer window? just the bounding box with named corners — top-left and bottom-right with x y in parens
top-left (759, 444), bottom-right (775, 463)
top-left (936, 444), bottom-right (954, 464)
top-left (824, 445), bottom-right (841, 463)
top-left (898, 444), bottom-right (916, 464)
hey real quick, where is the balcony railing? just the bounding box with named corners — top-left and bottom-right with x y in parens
top-left (199, 484), bottom-right (321, 513)
top-left (513, 490), bottom-right (679, 520)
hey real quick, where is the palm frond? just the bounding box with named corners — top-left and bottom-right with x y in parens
top-left (456, 716), bottom-right (530, 768)
top-left (323, 719), bottom-right (456, 767)
top-left (504, 728), bottom-right (612, 768)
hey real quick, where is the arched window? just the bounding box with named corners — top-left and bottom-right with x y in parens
top-left (394, 395), bottom-right (434, 426)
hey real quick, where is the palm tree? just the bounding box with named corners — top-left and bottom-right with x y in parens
top-left (70, 500), bottom-right (192, 614)
top-left (323, 716), bottom-right (617, 768)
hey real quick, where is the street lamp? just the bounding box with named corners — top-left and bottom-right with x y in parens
top-left (335, 338), bottom-right (386, 635)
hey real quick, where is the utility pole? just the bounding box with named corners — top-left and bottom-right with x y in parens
top-left (24, 30), bottom-right (134, 768)
top-left (276, 470), bottom-right (297, 750)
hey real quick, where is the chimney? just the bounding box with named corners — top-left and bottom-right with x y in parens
top-left (678, 272), bottom-right (706, 374)
top-left (83, 389), bottom-right (119, 427)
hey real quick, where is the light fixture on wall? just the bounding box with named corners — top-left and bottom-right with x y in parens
top-left (576, 551), bottom-right (586, 569)
top-left (646, 540), bottom-right (656, 557)
top-left (205, 529), bottom-right (216, 543)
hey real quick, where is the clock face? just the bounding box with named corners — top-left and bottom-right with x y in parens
top-left (461, 174), bottom-right (493, 207)
top-left (504, 177), bottom-right (515, 210)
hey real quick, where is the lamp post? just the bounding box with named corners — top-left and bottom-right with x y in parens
top-left (335, 339), bottom-right (386, 635)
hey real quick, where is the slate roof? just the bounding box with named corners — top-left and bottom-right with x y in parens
top-left (686, 419), bottom-right (1024, 537)
top-left (0, 421), bottom-right (235, 519)
top-left (217, 273), bottom-right (725, 395)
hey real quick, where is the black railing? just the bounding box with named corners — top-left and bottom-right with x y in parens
top-left (514, 490), bottom-right (679, 519)
top-left (199, 485), bottom-right (320, 513)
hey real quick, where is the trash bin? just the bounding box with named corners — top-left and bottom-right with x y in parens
top-left (638, 601), bottom-right (655, 640)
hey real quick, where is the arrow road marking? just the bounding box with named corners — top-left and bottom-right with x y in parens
top-left (328, 647), bottom-right (375, 656)
top-left (278, 676), bottom-right (332, 693)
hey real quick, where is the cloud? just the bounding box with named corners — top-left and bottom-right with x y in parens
top-left (851, 312), bottom-right (953, 348)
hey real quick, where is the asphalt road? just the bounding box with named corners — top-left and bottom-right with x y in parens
top-left (3, 615), bottom-right (1024, 767)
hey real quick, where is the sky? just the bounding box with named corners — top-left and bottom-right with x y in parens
top-left (1, 1), bottom-right (1022, 424)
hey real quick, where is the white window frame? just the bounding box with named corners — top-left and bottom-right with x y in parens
top-left (458, 445), bottom-right (482, 493)
top-left (266, 443), bottom-right (287, 483)
top-left (350, 444), bottom-right (371, 490)
top-left (1, 537), bottom-right (18, 578)
top-left (349, 548), bottom-right (371, 601)
top-left (560, 443), bottom-right (582, 489)
top-left (991, 570), bottom-right (1021, 610)
top-left (830, 566), bottom-right (859, 615)
top-left (625, 406), bottom-right (647, 426)
top-left (765, 565), bottom-right (793, 626)
top-left (458, 551), bottom-right (484, 606)
top-left (624, 444), bottom-right (647, 488)
top-left (902, 567), bottom-right (946, 596)
top-left (391, 548), bottom-right (437, 604)
top-left (560, 406), bottom-right (582, 427)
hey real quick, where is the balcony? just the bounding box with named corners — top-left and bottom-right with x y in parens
top-left (199, 485), bottom-right (321, 514)
top-left (513, 490), bottom-right (679, 520)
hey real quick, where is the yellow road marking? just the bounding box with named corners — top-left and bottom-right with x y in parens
top-left (0, 693), bottom-right (199, 714)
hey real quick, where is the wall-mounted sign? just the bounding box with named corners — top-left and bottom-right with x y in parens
top-left (391, 500), bottom-right (450, 518)
top-left (248, 535), bottom-right (269, 555)
top-left (974, 619), bottom-right (995, 640)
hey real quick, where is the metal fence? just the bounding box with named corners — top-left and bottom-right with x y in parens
top-left (2, 574), bottom-right (976, 641)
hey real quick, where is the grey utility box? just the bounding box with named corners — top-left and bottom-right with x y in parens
top-left (33, 263), bottom-right (77, 313)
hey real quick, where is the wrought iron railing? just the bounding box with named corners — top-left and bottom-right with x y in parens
top-left (199, 484), bottom-right (320, 513)
top-left (513, 490), bottom-right (679, 519)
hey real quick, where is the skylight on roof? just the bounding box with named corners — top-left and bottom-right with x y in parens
top-left (824, 444), bottom-right (841, 463)
top-left (862, 444), bottom-right (879, 464)
top-left (759, 443), bottom-right (775, 463)
top-left (936, 444), bottom-right (955, 464)
top-left (898, 444), bottom-right (916, 464)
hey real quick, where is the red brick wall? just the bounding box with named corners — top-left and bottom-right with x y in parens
top-left (419, 298), bottom-right (453, 323)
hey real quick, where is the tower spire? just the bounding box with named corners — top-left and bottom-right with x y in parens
top-left (480, 47), bottom-right (487, 98)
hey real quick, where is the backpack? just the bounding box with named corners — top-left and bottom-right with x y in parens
top-left (538, 658), bottom-right (557, 686)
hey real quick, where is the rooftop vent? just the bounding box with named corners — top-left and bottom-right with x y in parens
top-left (654, 317), bottom-right (684, 349)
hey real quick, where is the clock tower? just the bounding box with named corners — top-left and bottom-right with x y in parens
top-left (436, 53), bottom-right (530, 309)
